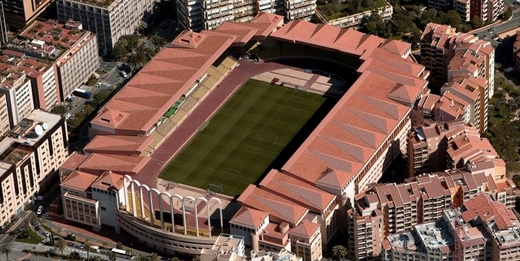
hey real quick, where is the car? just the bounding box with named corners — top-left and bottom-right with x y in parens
top-left (120, 71), bottom-right (128, 78)
top-left (96, 83), bottom-right (101, 87)
top-left (68, 242), bottom-right (75, 247)
top-left (43, 231), bottom-right (50, 237)
top-left (505, 67), bottom-right (515, 73)
top-left (36, 205), bottom-right (43, 215)
top-left (35, 226), bottom-right (41, 231)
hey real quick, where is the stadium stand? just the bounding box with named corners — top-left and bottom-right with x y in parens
top-left (180, 96), bottom-right (199, 113)
top-left (221, 56), bottom-right (237, 69)
top-left (155, 118), bottom-right (177, 137)
top-left (281, 42), bottom-right (305, 56)
top-left (206, 66), bottom-right (223, 78)
top-left (305, 46), bottom-right (334, 59)
top-left (170, 110), bottom-right (188, 125)
top-left (192, 86), bottom-right (210, 100)
top-left (257, 43), bottom-right (282, 60)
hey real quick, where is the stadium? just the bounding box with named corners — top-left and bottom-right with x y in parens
top-left (75, 13), bottom-right (428, 256)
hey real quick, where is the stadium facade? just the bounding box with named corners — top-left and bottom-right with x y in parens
top-left (58, 13), bottom-right (510, 260)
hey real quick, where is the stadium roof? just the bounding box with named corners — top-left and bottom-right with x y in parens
top-left (91, 13), bottom-right (283, 135)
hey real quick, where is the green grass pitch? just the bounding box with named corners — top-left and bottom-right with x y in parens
top-left (160, 79), bottom-right (326, 196)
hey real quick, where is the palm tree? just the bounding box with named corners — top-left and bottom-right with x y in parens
top-left (125, 249), bottom-right (133, 258)
top-left (1, 247), bottom-right (11, 261)
top-left (135, 254), bottom-right (147, 261)
top-left (56, 239), bottom-right (66, 255)
top-left (84, 240), bottom-right (92, 261)
top-left (332, 245), bottom-right (347, 261)
top-left (170, 257), bottom-right (179, 261)
top-left (191, 255), bottom-right (201, 261)
top-left (103, 242), bottom-right (109, 249)
top-left (149, 252), bottom-right (160, 261)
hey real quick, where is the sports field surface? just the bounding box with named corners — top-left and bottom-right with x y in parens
top-left (160, 79), bottom-right (326, 196)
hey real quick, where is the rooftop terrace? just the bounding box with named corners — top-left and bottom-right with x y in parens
top-left (8, 19), bottom-right (89, 60)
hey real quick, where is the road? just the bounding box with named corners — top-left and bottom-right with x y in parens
top-left (9, 241), bottom-right (130, 261)
top-left (473, 2), bottom-right (520, 40)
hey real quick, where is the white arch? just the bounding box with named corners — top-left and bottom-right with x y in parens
top-left (121, 176), bottom-right (224, 237)
top-left (158, 191), bottom-right (173, 230)
top-left (208, 197), bottom-right (224, 234)
top-left (171, 193), bottom-right (186, 235)
top-left (184, 196), bottom-right (196, 236)
top-left (149, 188), bottom-right (160, 227)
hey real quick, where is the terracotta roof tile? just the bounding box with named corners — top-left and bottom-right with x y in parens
top-left (60, 152), bottom-right (89, 171)
top-left (288, 220), bottom-right (320, 239)
top-left (90, 171), bottom-right (125, 191)
top-left (79, 154), bottom-right (151, 175)
top-left (259, 169), bottom-right (336, 213)
top-left (61, 170), bottom-right (99, 192)
top-left (229, 207), bottom-right (268, 229)
top-left (84, 135), bottom-right (153, 155)
top-left (238, 185), bottom-right (308, 226)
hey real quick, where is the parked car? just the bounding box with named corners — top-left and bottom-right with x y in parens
top-left (120, 71), bottom-right (128, 78)
top-left (35, 226), bottom-right (41, 231)
top-left (36, 205), bottom-right (43, 215)
top-left (505, 67), bottom-right (515, 73)
top-left (68, 242), bottom-right (75, 247)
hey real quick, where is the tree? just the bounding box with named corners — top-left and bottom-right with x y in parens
top-left (137, 21), bottom-right (148, 35)
top-left (332, 245), bottom-right (347, 261)
top-left (69, 251), bottom-right (81, 260)
top-left (503, 6), bottom-right (513, 21)
top-left (170, 257), bottom-right (179, 261)
top-left (84, 239), bottom-right (92, 261)
top-left (56, 239), bottom-right (66, 255)
top-left (149, 252), bottom-right (160, 261)
top-left (51, 105), bottom-right (68, 115)
top-left (471, 15), bottom-right (483, 29)
top-left (136, 254), bottom-right (147, 261)
top-left (116, 242), bottom-right (123, 249)
top-left (107, 252), bottom-right (117, 261)
top-left (126, 249), bottom-right (133, 257)
top-left (112, 43), bottom-right (127, 59)
top-left (150, 35), bottom-right (167, 49)
top-left (2, 247), bottom-right (11, 261)
top-left (192, 255), bottom-right (201, 261)
top-left (440, 10), bottom-right (462, 27)
top-left (103, 242), bottom-right (109, 249)
top-left (127, 50), bottom-right (149, 68)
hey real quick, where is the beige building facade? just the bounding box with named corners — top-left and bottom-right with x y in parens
top-left (56, 0), bottom-right (156, 52)
top-left (0, 110), bottom-right (68, 229)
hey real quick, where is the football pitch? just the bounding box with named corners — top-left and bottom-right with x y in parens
top-left (160, 79), bottom-right (326, 196)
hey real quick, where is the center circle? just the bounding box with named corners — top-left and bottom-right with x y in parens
top-left (243, 130), bottom-right (277, 149)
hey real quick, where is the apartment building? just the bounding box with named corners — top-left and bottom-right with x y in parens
top-left (0, 2), bottom-right (7, 44)
top-left (177, 0), bottom-right (315, 31)
top-left (56, 0), bottom-right (156, 52)
top-left (445, 127), bottom-right (506, 180)
top-left (0, 52), bottom-right (36, 128)
top-left (428, 0), bottom-right (503, 23)
top-left (0, 110), bottom-right (67, 229)
top-left (454, 0), bottom-right (471, 22)
top-left (11, 19), bottom-right (99, 102)
top-left (1, 0), bottom-right (52, 30)
top-left (407, 120), bottom-right (463, 176)
top-left (421, 23), bottom-right (495, 99)
top-left (383, 193), bottom-right (518, 261)
top-left (408, 119), bottom-right (505, 179)
top-left (441, 77), bottom-right (488, 133)
top-left (0, 94), bottom-right (8, 137)
top-left (347, 169), bottom-right (516, 260)
top-left (2, 49), bottom-right (58, 112)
